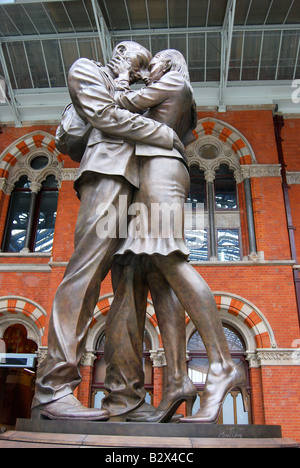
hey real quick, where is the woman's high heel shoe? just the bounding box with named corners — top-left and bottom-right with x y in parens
top-left (126, 377), bottom-right (197, 423)
top-left (180, 364), bottom-right (249, 424)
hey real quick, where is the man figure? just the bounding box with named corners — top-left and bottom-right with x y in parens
top-left (31, 41), bottom-right (185, 421)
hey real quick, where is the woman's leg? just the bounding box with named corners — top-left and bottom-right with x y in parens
top-left (152, 253), bottom-right (248, 422)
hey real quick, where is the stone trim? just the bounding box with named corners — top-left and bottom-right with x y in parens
top-left (241, 164), bottom-right (281, 179)
top-left (246, 348), bottom-right (300, 368)
top-left (286, 172), bottom-right (300, 185)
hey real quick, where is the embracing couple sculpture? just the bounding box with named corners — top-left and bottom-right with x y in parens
top-left (31, 41), bottom-right (248, 424)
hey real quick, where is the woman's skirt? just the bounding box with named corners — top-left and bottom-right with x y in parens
top-left (116, 156), bottom-right (190, 259)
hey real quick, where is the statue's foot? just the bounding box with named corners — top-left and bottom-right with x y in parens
top-left (180, 364), bottom-right (249, 424)
top-left (31, 394), bottom-right (110, 421)
top-left (127, 377), bottom-right (197, 423)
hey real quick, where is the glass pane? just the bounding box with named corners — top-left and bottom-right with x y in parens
top-left (60, 39), bottom-right (80, 76)
top-left (63, 0), bottom-right (93, 32)
top-left (228, 32), bottom-right (243, 81)
top-left (215, 164), bottom-right (237, 210)
top-left (7, 42), bottom-right (32, 89)
top-left (169, 35), bottom-right (187, 57)
top-left (169, 0), bottom-right (188, 28)
top-left (0, 6), bottom-right (20, 36)
top-left (42, 175), bottom-right (58, 188)
top-left (277, 31), bottom-right (300, 81)
top-left (259, 31), bottom-right (281, 80)
top-left (185, 229), bottom-right (208, 261)
top-left (206, 33), bottom-right (221, 81)
top-left (148, 0), bottom-right (168, 28)
top-left (224, 327), bottom-right (245, 351)
top-left (189, 0), bottom-right (210, 27)
top-left (24, 41), bottom-right (49, 88)
top-left (188, 34), bottom-right (205, 82)
top-left (207, 0), bottom-right (227, 26)
top-left (22, 3), bottom-right (56, 34)
top-left (42, 40), bottom-right (66, 88)
top-left (187, 166), bottom-right (206, 207)
top-left (187, 331), bottom-right (206, 351)
top-left (222, 393), bottom-right (235, 424)
top-left (217, 229), bottom-right (240, 261)
top-left (93, 390), bottom-right (106, 408)
top-left (188, 357), bottom-right (209, 384)
top-left (3, 191), bottom-right (31, 252)
top-left (30, 156), bottom-right (49, 170)
top-left (150, 35), bottom-right (168, 56)
top-left (44, 2), bottom-right (74, 33)
top-left (78, 38), bottom-right (97, 61)
top-left (126, 0), bottom-right (148, 29)
top-left (2, 4), bottom-right (37, 35)
top-left (1, 44), bottom-right (16, 90)
top-left (103, 0), bottom-right (130, 29)
top-left (34, 191), bottom-right (58, 252)
top-left (236, 392), bottom-right (249, 424)
top-left (265, 0), bottom-right (293, 25)
top-left (242, 31), bottom-right (262, 81)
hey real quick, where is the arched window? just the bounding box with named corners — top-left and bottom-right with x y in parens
top-left (92, 331), bottom-right (154, 409)
top-left (2, 171), bottom-right (59, 253)
top-left (185, 163), bottom-right (241, 261)
top-left (187, 325), bottom-right (251, 424)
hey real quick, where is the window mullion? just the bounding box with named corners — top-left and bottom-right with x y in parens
top-left (22, 182), bottom-right (41, 252)
top-left (207, 180), bottom-right (217, 260)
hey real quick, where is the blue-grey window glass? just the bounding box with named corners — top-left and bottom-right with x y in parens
top-left (214, 164), bottom-right (237, 211)
top-left (33, 176), bottom-right (58, 252)
top-left (3, 176), bottom-right (31, 252)
top-left (217, 229), bottom-right (241, 261)
top-left (30, 156), bottom-right (49, 170)
top-left (186, 229), bottom-right (208, 262)
top-left (187, 166), bottom-right (206, 208)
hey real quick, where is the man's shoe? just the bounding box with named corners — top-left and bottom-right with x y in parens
top-left (31, 394), bottom-right (110, 421)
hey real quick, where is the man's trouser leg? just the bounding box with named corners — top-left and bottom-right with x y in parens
top-left (32, 174), bottom-right (132, 408)
top-left (102, 256), bottom-right (189, 417)
top-left (102, 256), bottom-right (149, 416)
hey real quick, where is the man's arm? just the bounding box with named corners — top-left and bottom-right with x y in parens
top-left (68, 58), bottom-right (174, 150)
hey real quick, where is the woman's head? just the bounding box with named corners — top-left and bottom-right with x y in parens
top-left (148, 49), bottom-right (190, 84)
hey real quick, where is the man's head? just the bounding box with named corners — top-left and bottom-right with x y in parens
top-left (148, 49), bottom-right (190, 84)
top-left (108, 41), bottom-right (152, 84)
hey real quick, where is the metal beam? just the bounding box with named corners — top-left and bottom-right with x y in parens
top-left (91, 0), bottom-right (112, 65)
top-left (219, 0), bottom-right (236, 111)
top-left (0, 42), bottom-right (21, 125)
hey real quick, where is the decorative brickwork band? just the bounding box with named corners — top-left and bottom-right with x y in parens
top-left (0, 295), bottom-right (46, 345)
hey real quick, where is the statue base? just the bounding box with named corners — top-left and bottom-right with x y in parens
top-left (16, 418), bottom-right (281, 439)
top-left (0, 420), bottom-right (297, 448)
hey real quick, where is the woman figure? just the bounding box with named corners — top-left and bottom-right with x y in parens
top-left (113, 49), bottom-right (248, 423)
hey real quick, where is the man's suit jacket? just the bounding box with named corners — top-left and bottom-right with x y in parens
top-left (67, 58), bottom-right (174, 189)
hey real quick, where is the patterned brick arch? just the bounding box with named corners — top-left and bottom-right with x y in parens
top-left (0, 130), bottom-right (64, 180)
top-left (0, 296), bottom-right (46, 342)
top-left (193, 118), bottom-right (257, 165)
top-left (214, 293), bottom-right (274, 348)
top-left (90, 295), bottom-right (163, 347)
top-left (185, 292), bottom-right (275, 349)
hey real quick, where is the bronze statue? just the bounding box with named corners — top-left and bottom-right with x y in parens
top-left (31, 42), bottom-right (185, 421)
top-left (102, 49), bottom-right (248, 424)
top-left (31, 41), bottom-right (248, 424)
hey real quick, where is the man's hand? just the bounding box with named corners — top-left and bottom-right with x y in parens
top-left (173, 132), bottom-right (188, 165)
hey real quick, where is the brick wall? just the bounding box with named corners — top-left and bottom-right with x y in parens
top-left (0, 112), bottom-right (299, 441)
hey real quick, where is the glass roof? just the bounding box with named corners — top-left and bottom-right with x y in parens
top-left (0, 0), bottom-right (299, 92)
